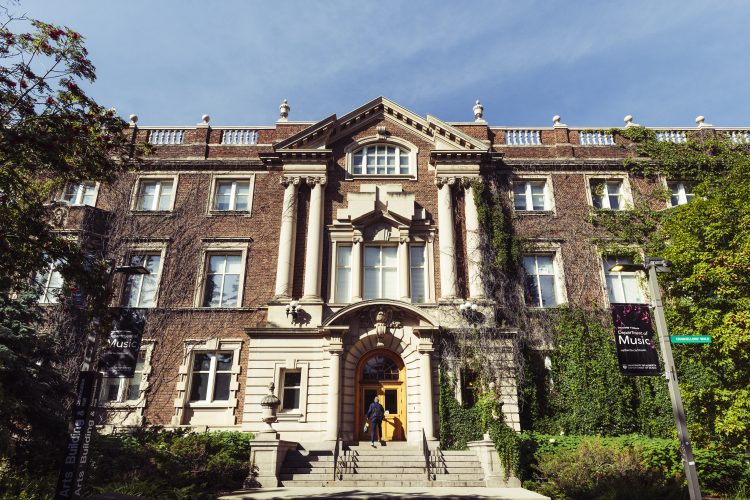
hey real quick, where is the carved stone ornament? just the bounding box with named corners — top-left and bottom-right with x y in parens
top-left (280, 175), bottom-right (301, 187)
top-left (435, 176), bottom-right (457, 187)
top-left (50, 205), bottom-right (68, 228)
top-left (260, 381), bottom-right (281, 433)
top-left (366, 308), bottom-right (403, 347)
top-left (306, 176), bottom-right (327, 187)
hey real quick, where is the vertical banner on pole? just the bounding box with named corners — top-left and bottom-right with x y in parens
top-left (611, 303), bottom-right (661, 376)
top-left (54, 370), bottom-right (101, 499)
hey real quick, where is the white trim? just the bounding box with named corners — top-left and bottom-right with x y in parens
top-left (510, 174), bottom-right (556, 213)
top-left (58, 181), bottom-right (100, 207)
top-left (584, 173), bottom-right (634, 211)
top-left (131, 174), bottom-right (179, 212)
top-left (344, 135), bottom-right (419, 179)
top-left (597, 252), bottom-right (649, 306)
top-left (194, 241), bottom-right (250, 308)
top-left (522, 243), bottom-right (568, 308)
top-left (206, 173), bottom-right (256, 215)
top-left (172, 338), bottom-right (243, 426)
top-left (274, 361), bottom-right (309, 422)
top-left (121, 243), bottom-right (167, 308)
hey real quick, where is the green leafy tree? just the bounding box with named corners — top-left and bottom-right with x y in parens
top-left (0, 7), bottom-right (141, 460)
top-left (615, 128), bottom-right (750, 449)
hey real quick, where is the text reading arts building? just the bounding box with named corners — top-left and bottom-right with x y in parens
top-left (47, 97), bottom-right (727, 452)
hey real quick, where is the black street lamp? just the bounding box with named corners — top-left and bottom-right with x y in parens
top-left (609, 257), bottom-right (702, 500)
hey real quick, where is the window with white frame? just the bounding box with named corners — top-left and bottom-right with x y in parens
top-left (101, 350), bottom-right (146, 403)
top-left (122, 254), bottom-right (162, 308)
top-left (212, 179), bottom-right (252, 211)
top-left (668, 181), bottom-right (695, 207)
top-left (280, 370), bottom-right (301, 411)
top-left (202, 253), bottom-right (242, 307)
top-left (352, 145), bottom-right (411, 175)
top-left (590, 179), bottom-right (624, 210)
top-left (335, 245), bottom-right (352, 303)
top-left (59, 182), bottom-right (97, 206)
top-left (410, 244), bottom-right (427, 303)
top-left (603, 256), bottom-right (645, 303)
top-left (188, 351), bottom-right (233, 402)
top-left (513, 180), bottom-right (548, 211)
top-left (36, 261), bottom-right (64, 304)
top-left (364, 246), bottom-right (398, 299)
top-left (523, 255), bottom-right (558, 307)
top-left (135, 178), bottom-right (174, 211)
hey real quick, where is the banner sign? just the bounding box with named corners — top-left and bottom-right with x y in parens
top-left (98, 309), bottom-right (145, 377)
top-left (611, 303), bottom-right (661, 376)
top-left (54, 370), bottom-right (101, 500)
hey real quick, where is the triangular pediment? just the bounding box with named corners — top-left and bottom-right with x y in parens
top-left (335, 184), bottom-right (423, 225)
top-left (274, 96), bottom-right (489, 152)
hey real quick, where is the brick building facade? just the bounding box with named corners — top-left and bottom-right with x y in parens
top-left (47, 97), bottom-right (733, 449)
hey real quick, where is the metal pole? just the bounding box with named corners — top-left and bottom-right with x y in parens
top-left (646, 261), bottom-right (702, 500)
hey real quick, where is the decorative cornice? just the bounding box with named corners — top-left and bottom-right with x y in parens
top-left (430, 150), bottom-right (493, 165)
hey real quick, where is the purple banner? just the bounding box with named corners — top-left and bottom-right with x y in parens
top-left (611, 303), bottom-right (661, 376)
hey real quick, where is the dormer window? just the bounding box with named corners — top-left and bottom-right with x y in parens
top-left (352, 145), bottom-right (411, 176)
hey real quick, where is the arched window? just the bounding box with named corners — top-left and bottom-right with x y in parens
top-left (361, 354), bottom-right (400, 381)
top-left (352, 145), bottom-right (410, 175)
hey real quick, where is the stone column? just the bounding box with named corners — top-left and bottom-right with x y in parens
top-left (463, 181), bottom-right (484, 299)
top-left (351, 235), bottom-right (362, 302)
top-left (325, 348), bottom-right (342, 441)
top-left (302, 177), bottom-right (326, 301)
top-left (399, 235), bottom-right (410, 302)
top-left (436, 178), bottom-right (458, 298)
top-left (419, 347), bottom-right (436, 440)
top-left (274, 177), bottom-right (299, 297)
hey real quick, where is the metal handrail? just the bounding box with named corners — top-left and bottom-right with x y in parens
top-left (421, 428), bottom-right (434, 480)
top-left (333, 430), bottom-right (342, 481)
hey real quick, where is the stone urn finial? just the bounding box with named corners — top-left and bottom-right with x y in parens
top-left (260, 381), bottom-right (281, 435)
top-left (473, 100), bottom-right (485, 122)
top-left (278, 99), bottom-right (290, 122)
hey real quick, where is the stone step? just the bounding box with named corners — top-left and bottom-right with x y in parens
top-left (345, 455), bottom-right (427, 462)
top-left (281, 479), bottom-right (487, 487)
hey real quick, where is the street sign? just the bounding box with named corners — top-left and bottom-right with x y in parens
top-left (671, 335), bottom-right (712, 344)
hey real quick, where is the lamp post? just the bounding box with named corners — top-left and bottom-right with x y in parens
top-left (609, 258), bottom-right (701, 500)
top-left (55, 261), bottom-right (149, 500)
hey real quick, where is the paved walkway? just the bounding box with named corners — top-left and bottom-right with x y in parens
top-left (221, 487), bottom-right (550, 499)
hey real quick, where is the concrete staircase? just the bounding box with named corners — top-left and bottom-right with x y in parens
top-left (280, 442), bottom-right (486, 487)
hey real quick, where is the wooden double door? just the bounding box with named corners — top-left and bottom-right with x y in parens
top-left (356, 350), bottom-right (406, 441)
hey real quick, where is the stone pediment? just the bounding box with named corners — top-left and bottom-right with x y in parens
top-left (274, 96), bottom-right (489, 152)
top-left (336, 184), bottom-right (422, 224)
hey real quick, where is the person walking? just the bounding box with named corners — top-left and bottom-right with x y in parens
top-left (365, 396), bottom-right (385, 447)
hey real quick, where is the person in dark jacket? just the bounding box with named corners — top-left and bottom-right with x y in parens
top-left (365, 396), bottom-right (385, 447)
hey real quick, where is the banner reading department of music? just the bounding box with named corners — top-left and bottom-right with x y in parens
top-left (611, 303), bottom-right (661, 376)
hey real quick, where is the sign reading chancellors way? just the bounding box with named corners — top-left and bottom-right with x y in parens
top-left (98, 309), bottom-right (145, 378)
top-left (611, 303), bottom-right (661, 376)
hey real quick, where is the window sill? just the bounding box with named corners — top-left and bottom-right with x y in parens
top-left (187, 402), bottom-right (232, 409)
top-left (130, 210), bottom-right (174, 216)
top-left (514, 210), bottom-right (555, 216)
top-left (346, 174), bottom-right (416, 181)
top-left (100, 400), bottom-right (143, 408)
top-left (277, 412), bottom-right (304, 421)
top-left (207, 210), bottom-right (252, 217)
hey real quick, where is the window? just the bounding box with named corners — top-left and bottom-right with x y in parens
top-left (135, 179), bottom-right (174, 211)
top-left (668, 181), bottom-right (695, 207)
top-left (335, 245), bottom-right (352, 303)
top-left (281, 370), bottom-right (301, 411)
top-left (352, 145), bottom-right (410, 175)
top-left (36, 262), bottom-right (63, 304)
top-left (591, 180), bottom-right (624, 210)
top-left (59, 182), bottom-right (97, 206)
top-left (122, 254), bottom-right (162, 308)
top-left (604, 256), bottom-right (645, 303)
top-left (523, 255), bottom-right (558, 307)
top-left (189, 352), bottom-right (233, 402)
top-left (410, 244), bottom-right (426, 303)
top-left (514, 180), bottom-right (547, 211)
top-left (364, 246), bottom-right (398, 299)
top-left (362, 355), bottom-right (400, 381)
top-left (202, 254), bottom-right (242, 307)
top-left (101, 350), bottom-right (146, 403)
top-left (213, 179), bottom-right (251, 211)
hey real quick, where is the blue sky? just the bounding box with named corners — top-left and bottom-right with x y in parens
top-left (16, 0), bottom-right (750, 127)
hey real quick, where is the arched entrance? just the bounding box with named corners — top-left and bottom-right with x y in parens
top-left (355, 349), bottom-right (407, 441)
